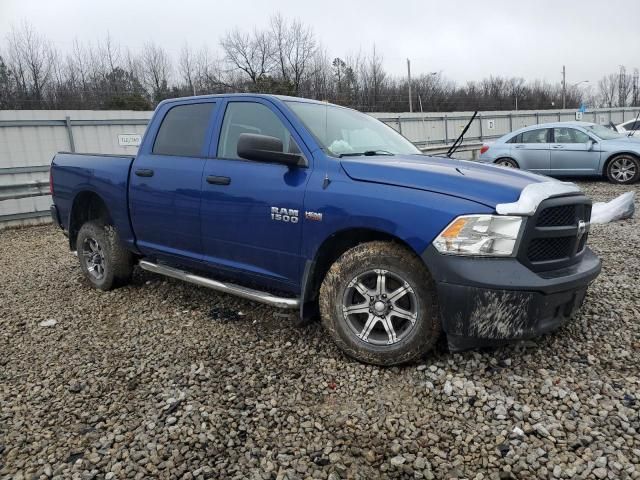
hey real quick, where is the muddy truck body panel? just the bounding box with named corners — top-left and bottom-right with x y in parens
top-left (49, 94), bottom-right (601, 361)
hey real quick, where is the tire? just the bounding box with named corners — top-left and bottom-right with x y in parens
top-left (495, 158), bottom-right (519, 168)
top-left (606, 154), bottom-right (639, 184)
top-left (319, 241), bottom-right (441, 366)
top-left (76, 220), bottom-right (134, 291)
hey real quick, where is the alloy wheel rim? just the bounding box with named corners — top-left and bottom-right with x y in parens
top-left (611, 157), bottom-right (636, 182)
top-left (499, 160), bottom-right (515, 168)
top-left (82, 237), bottom-right (105, 280)
top-left (342, 269), bottom-right (418, 346)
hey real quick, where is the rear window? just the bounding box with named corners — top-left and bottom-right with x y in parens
top-left (153, 103), bottom-right (215, 157)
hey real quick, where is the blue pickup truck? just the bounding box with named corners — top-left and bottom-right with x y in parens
top-left (50, 94), bottom-right (601, 365)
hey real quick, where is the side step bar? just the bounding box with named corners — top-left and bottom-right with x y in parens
top-left (138, 260), bottom-right (300, 309)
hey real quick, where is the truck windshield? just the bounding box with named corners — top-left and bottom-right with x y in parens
top-left (286, 101), bottom-right (421, 157)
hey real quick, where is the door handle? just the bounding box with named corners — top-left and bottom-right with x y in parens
top-left (206, 175), bottom-right (231, 186)
top-left (514, 145), bottom-right (525, 149)
top-left (551, 145), bottom-right (564, 149)
top-left (135, 169), bottom-right (154, 177)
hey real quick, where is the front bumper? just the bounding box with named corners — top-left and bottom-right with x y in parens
top-left (422, 245), bottom-right (602, 351)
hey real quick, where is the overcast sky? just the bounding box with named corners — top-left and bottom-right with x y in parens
top-left (1, 0), bottom-right (638, 87)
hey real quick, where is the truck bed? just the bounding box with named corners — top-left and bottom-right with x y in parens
top-left (50, 152), bottom-right (137, 249)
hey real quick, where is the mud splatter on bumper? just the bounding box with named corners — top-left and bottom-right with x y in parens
top-left (422, 245), bottom-right (600, 351)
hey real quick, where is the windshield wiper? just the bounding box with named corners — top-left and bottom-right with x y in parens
top-left (338, 150), bottom-right (395, 158)
top-left (446, 111), bottom-right (478, 158)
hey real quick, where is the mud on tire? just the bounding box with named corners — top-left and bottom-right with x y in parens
top-left (319, 241), bottom-right (441, 366)
top-left (76, 220), bottom-right (134, 291)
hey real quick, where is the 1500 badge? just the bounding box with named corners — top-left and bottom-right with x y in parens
top-left (271, 207), bottom-right (299, 223)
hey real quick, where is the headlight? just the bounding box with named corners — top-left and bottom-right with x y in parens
top-left (433, 215), bottom-right (523, 256)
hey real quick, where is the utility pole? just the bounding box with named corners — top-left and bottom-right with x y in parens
top-left (562, 65), bottom-right (566, 109)
top-left (633, 69), bottom-right (639, 106)
top-left (407, 58), bottom-right (413, 112)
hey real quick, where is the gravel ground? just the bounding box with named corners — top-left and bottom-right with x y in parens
top-left (1, 180), bottom-right (639, 480)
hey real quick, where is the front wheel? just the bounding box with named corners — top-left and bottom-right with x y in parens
top-left (606, 155), bottom-right (639, 184)
top-left (319, 241), bottom-right (441, 366)
top-left (76, 220), bottom-right (134, 291)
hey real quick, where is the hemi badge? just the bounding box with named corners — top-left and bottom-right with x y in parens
top-left (305, 211), bottom-right (323, 221)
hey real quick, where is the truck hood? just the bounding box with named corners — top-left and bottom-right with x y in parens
top-left (340, 154), bottom-right (550, 209)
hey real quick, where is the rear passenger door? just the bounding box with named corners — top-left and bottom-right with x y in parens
top-left (200, 98), bottom-right (311, 291)
top-left (129, 101), bottom-right (217, 263)
top-left (549, 127), bottom-right (600, 175)
top-left (510, 128), bottom-right (551, 174)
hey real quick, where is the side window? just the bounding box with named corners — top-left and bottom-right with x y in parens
top-left (554, 128), bottom-right (590, 143)
top-left (218, 102), bottom-right (297, 159)
top-left (508, 133), bottom-right (522, 144)
top-left (521, 129), bottom-right (549, 144)
top-left (153, 103), bottom-right (215, 157)
top-left (625, 121), bottom-right (640, 131)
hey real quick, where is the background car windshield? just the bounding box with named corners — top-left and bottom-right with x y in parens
top-left (287, 101), bottom-right (421, 156)
top-left (585, 124), bottom-right (625, 140)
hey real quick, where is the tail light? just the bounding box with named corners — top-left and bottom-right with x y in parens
top-left (480, 145), bottom-right (490, 155)
top-left (49, 168), bottom-right (54, 195)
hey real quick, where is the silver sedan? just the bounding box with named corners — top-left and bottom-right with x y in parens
top-left (479, 122), bottom-right (640, 184)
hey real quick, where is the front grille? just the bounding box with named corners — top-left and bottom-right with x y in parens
top-left (519, 195), bottom-right (592, 272)
top-left (537, 205), bottom-right (576, 226)
top-left (527, 237), bottom-right (574, 261)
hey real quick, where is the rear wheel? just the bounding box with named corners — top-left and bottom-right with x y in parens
top-left (495, 158), bottom-right (519, 168)
top-left (319, 241), bottom-right (441, 366)
top-left (606, 155), bottom-right (639, 184)
top-left (76, 220), bottom-right (134, 290)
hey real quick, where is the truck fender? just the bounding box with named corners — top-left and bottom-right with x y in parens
top-left (298, 227), bottom-right (418, 324)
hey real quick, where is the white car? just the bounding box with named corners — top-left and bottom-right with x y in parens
top-left (616, 119), bottom-right (640, 136)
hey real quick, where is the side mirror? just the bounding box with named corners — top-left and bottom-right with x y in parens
top-left (237, 133), bottom-right (305, 167)
top-left (587, 139), bottom-right (595, 151)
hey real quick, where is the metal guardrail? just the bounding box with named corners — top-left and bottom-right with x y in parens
top-left (0, 181), bottom-right (49, 201)
top-left (420, 142), bottom-right (485, 159)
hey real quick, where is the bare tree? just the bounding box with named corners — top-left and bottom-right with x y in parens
top-left (269, 14), bottom-right (317, 94)
top-left (220, 28), bottom-right (274, 86)
top-left (359, 46), bottom-right (385, 110)
top-left (598, 73), bottom-right (618, 108)
top-left (179, 43), bottom-right (197, 95)
top-left (140, 43), bottom-right (171, 101)
top-left (617, 66), bottom-right (632, 107)
top-left (194, 46), bottom-right (233, 93)
top-left (6, 22), bottom-right (56, 104)
top-left (99, 34), bottom-right (122, 76)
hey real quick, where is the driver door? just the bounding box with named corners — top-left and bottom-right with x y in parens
top-left (200, 98), bottom-right (311, 290)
